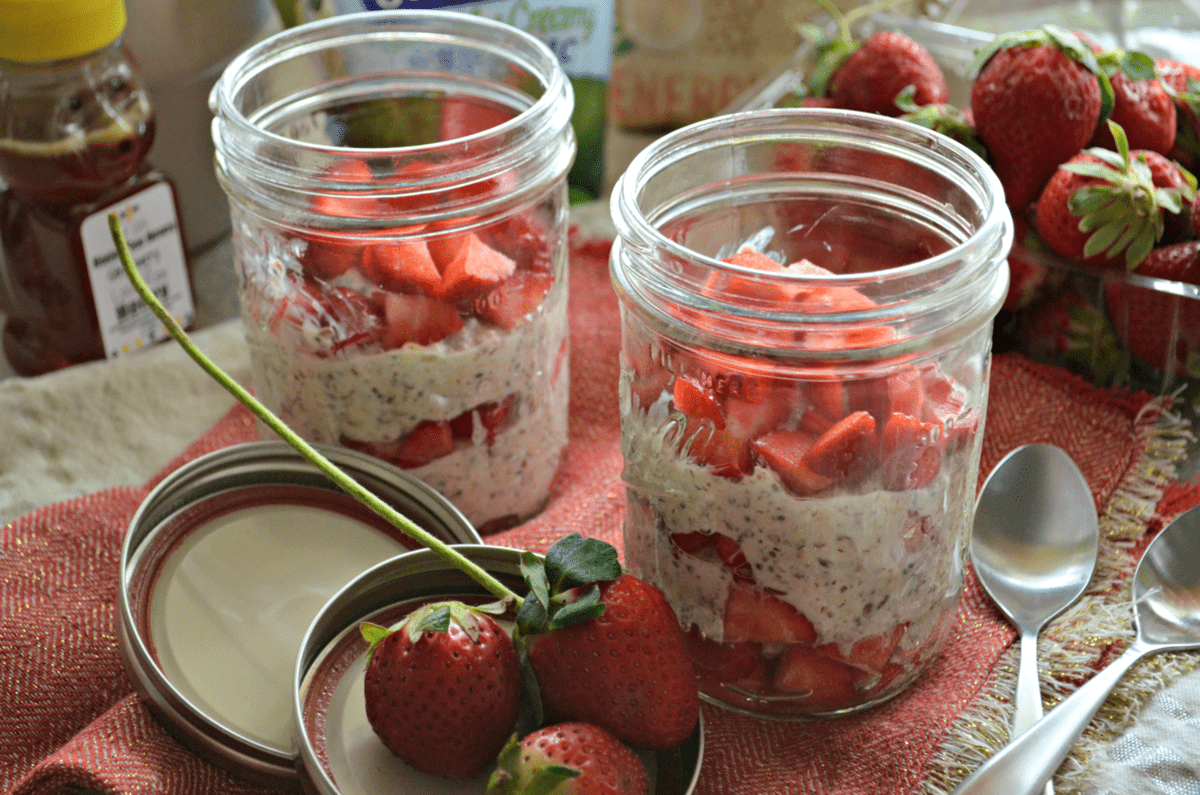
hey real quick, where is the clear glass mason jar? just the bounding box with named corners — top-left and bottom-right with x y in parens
top-left (610, 108), bottom-right (1012, 718)
top-left (210, 11), bottom-right (575, 532)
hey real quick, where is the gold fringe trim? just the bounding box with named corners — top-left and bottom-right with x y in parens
top-left (921, 397), bottom-right (1197, 795)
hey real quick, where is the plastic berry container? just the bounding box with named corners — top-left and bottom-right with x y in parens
top-left (210, 11), bottom-right (575, 532)
top-left (609, 108), bottom-right (1012, 718)
top-left (729, 11), bottom-right (1200, 409)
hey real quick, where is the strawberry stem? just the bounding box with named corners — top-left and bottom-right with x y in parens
top-left (107, 214), bottom-right (523, 608)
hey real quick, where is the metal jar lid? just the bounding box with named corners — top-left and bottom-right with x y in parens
top-left (117, 440), bottom-right (481, 788)
top-left (293, 544), bottom-right (705, 795)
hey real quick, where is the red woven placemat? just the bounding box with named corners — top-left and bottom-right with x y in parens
top-left (0, 236), bottom-right (1182, 795)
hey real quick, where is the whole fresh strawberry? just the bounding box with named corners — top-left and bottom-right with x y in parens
top-left (971, 25), bottom-right (1113, 210)
top-left (1092, 49), bottom-right (1176, 155)
top-left (895, 86), bottom-right (988, 161)
top-left (825, 31), bottom-right (947, 116)
top-left (361, 600), bottom-right (521, 778)
top-left (1105, 240), bottom-right (1200, 377)
top-left (487, 722), bottom-right (649, 795)
top-left (1156, 57), bottom-right (1200, 167)
top-left (515, 535), bottom-right (699, 751)
top-left (1017, 282), bottom-right (1124, 384)
top-left (801, 0), bottom-right (947, 116)
top-left (1035, 121), bottom-right (1196, 269)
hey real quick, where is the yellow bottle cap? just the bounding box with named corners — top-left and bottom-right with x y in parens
top-left (0, 0), bottom-right (127, 63)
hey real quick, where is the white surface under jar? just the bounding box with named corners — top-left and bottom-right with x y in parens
top-left (610, 108), bottom-right (1012, 719)
top-left (210, 11), bottom-right (576, 532)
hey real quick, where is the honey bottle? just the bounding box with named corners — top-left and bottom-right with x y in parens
top-left (0, 0), bottom-right (194, 376)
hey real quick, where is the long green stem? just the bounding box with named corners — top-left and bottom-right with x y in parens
top-left (108, 215), bottom-right (521, 607)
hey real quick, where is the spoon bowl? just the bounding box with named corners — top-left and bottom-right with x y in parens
top-left (971, 444), bottom-right (1100, 744)
top-left (954, 501), bottom-right (1200, 795)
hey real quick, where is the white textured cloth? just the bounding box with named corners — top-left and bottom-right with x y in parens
top-left (0, 319), bottom-right (250, 525)
top-left (1085, 669), bottom-right (1200, 795)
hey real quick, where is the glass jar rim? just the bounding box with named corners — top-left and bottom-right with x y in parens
top-left (609, 108), bottom-right (1013, 360)
top-left (210, 10), bottom-right (575, 227)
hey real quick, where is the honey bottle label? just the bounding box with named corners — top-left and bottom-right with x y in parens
top-left (79, 181), bottom-right (195, 360)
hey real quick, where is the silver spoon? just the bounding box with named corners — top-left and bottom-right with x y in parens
top-left (955, 500), bottom-right (1200, 795)
top-left (971, 444), bottom-right (1099, 795)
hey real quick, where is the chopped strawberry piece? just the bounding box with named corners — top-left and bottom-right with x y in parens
top-left (438, 97), bottom-right (516, 140)
top-left (268, 281), bottom-right (384, 355)
top-left (477, 396), bottom-right (515, 442)
top-left (858, 661), bottom-right (907, 697)
top-left (340, 420), bottom-right (455, 469)
top-left (713, 533), bottom-right (754, 582)
top-left (449, 410), bottom-right (474, 439)
top-left (919, 366), bottom-right (976, 450)
top-left (817, 623), bottom-right (907, 674)
top-left (669, 531), bottom-right (713, 555)
top-left (623, 338), bottom-right (673, 409)
top-left (438, 234), bottom-right (517, 299)
top-left (772, 644), bottom-right (858, 711)
top-left (724, 581), bottom-right (817, 644)
top-left (322, 285), bottom-right (384, 346)
top-left (792, 280), bottom-right (877, 314)
top-left (673, 377), bottom-right (725, 429)
top-left (749, 430), bottom-right (833, 496)
top-left (725, 249), bottom-right (784, 271)
top-left (723, 387), bottom-right (797, 438)
top-left (683, 625), bottom-right (764, 681)
top-left (886, 368), bottom-right (924, 418)
top-left (703, 250), bottom-right (807, 304)
top-left (919, 366), bottom-right (964, 421)
top-left (476, 271), bottom-right (555, 330)
top-left (672, 359), bottom-right (800, 477)
top-left (393, 421), bottom-right (455, 468)
top-left (361, 240), bottom-right (442, 294)
top-left (672, 375), bottom-right (758, 476)
top-left (310, 159), bottom-right (387, 219)
top-left (900, 510), bottom-right (934, 555)
top-left (805, 377), bottom-right (845, 416)
top-left (448, 396), bottom-right (514, 445)
top-left (881, 412), bottom-right (943, 490)
top-left (795, 408), bottom-right (836, 436)
top-left (380, 292), bottom-right (464, 348)
top-left (801, 410), bottom-right (877, 483)
top-left (685, 423), bottom-right (754, 477)
top-left (788, 271), bottom-right (897, 351)
top-left (488, 210), bottom-right (555, 273)
top-left (298, 232), bottom-right (365, 280)
top-left (689, 349), bottom-right (785, 406)
top-left (426, 232), bottom-right (470, 272)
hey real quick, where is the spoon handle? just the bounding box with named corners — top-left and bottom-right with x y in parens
top-left (952, 644), bottom-right (1147, 795)
top-left (1012, 629), bottom-right (1044, 737)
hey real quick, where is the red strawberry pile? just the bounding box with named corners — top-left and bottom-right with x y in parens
top-left (800, 12), bottom-right (1200, 388)
top-left (359, 534), bottom-right (699, 792)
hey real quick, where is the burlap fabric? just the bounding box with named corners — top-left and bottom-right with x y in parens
top-left (1, 237), bottom-right (1192, 795)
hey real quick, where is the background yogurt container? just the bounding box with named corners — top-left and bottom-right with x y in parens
top-left (610, 108), bottom-right (1012, 718)
top-left (210, 11), bottom-right (576, 531)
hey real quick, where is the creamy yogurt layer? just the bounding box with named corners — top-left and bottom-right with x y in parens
top-left (246, 276), bottom-right (569, 529)
top-left (621, 394), bottom-right (974, 650)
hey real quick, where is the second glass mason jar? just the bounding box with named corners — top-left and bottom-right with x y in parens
top-left (610, 109), bottom-right (1012, 718)
top-left (211, 11), bottom-right (575, 532)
